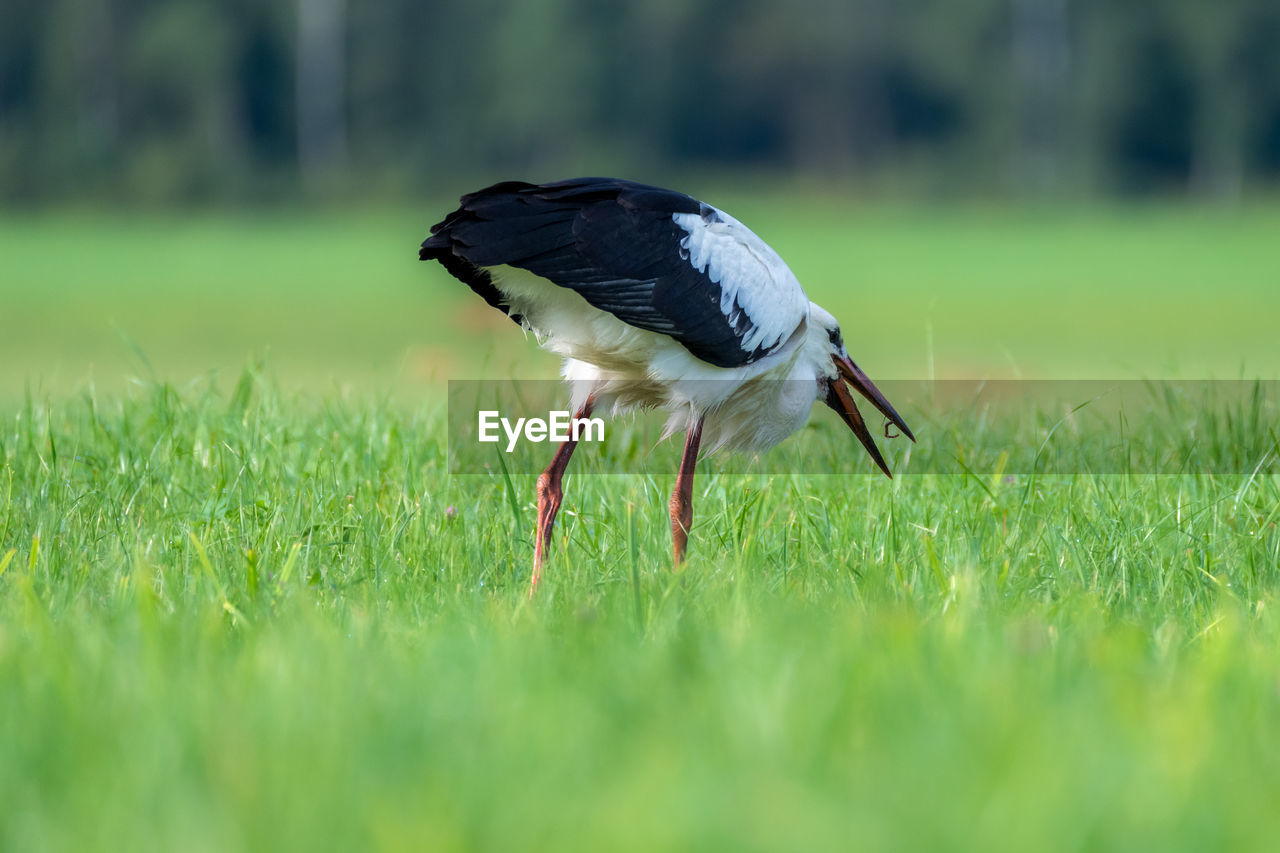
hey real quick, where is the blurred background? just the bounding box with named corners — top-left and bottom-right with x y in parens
top-left (3, 0), bottom-right (1279, 395)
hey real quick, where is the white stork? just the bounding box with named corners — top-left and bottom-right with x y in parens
top-left (421, 177), bottom-right (914, 591)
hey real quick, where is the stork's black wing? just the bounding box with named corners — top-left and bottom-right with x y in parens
top-left (420, 177), bottom-right (809, 369)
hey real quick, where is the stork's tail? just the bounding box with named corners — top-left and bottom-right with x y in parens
top-left (420, 191), bottom-right (528, 325)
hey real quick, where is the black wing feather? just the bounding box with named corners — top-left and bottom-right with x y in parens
top-left (420, 177), bottom-right (782, 368)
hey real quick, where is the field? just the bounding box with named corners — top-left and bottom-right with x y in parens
top-left (3, 197), bottom-right (1280, 851)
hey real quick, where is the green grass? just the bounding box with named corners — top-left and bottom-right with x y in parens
top-left (3, 371), bottom-right (1280, 851)
top-left (3, 202), bottom-right (1280, 850)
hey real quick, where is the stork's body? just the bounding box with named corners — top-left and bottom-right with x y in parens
top-left (421, 178), bottom-right (913, 590)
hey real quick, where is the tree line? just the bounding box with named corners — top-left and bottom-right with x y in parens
top-left (1, 0), bottom-right (1278, 203)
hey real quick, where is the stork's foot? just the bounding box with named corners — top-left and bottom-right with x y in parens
top-left (669, 416), bottom-right (705, 569)
top-left (528, 398), bottom-right (595, 596)
top-left (670, 492), bottom-right (692, 566)
top-left (532, 470), bottom-right (562, 595)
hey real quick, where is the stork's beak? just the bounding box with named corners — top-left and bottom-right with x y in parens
top-left (823, 355), bottom-right (915, 478)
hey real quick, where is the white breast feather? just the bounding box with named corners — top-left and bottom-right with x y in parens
top-left (488, 262), bottom-right (824, 455)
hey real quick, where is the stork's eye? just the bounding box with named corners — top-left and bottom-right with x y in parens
top-left (828, 328), bottom-right (843, 348)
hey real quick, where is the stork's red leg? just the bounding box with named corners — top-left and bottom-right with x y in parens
top-left (531, 399), bottom-right (595, 595)
top-left (669, 416), bottom-right (705, 566)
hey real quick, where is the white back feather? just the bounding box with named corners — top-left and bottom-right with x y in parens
top-left (672, 208), bottom-right (810, 356)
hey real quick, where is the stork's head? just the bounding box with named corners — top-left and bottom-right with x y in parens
top-left (807, 303), bottom-right (915, 477)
